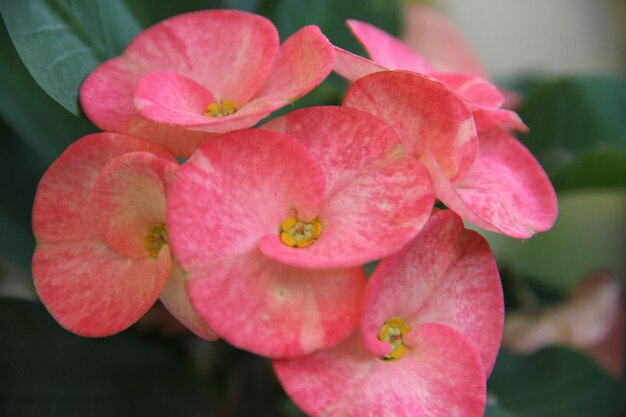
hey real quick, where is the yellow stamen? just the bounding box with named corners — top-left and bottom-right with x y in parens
top-left (378, 317), bottom-right (411, 360)
top-left (204, 99), bottom-right (237, 117)
top-left (279, 217), bottom-right (322, 248)
top-left (144, 223), bottom-right (168, 258)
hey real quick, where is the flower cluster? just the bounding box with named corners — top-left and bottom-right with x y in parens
top-left (31, 7), bottom-right (557, 417)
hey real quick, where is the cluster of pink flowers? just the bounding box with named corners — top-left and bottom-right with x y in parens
top-left (31, 7), bottom-right (557, 417)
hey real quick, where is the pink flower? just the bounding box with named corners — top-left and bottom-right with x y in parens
top-left (331, 18), bottom-right (557, 238)
top-left (166, 106), bottom-right (435, 358)
top-left (274, 210), bottom-right (504, 417)
top-left (80, 10), bottom-right (335, 158)
top-left (32, 133), bottom-right (215, 340)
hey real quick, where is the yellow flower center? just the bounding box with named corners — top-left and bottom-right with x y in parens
top-left (279, 217), bottom-right (322, 248)
top-left (204, 99), bottom-right (237, 117)
top-left (377, 317), bottom-right (411, 360)
top-left (144, 223), bottom-right (168, 257)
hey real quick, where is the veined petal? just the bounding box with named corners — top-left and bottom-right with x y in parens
top-left (347, 19), bottom-right (434, 74)
top-left (79, 57), bottom-right (214, 158)
top-left (274, 323), bottom-right (486, 417)
top-left (167, 129), bottom-right (326, 272)
top-left (261, 107), bottom-right (434, 268)
top-left (403, 4), bottom-right (490, 79)
top-left (333, 47), bottom-right (388, 82)
top-left (159, 262), bottom-right (218, 341)
top-left (427, 131), bottom-right (558, 238)
top-left (344, 71), bottom-right (477, 182)
top-left (91, 152), bottom-right (177, 259)
top-left (33, 133), bottom-right (175, 244)
top-left (187, 251), bottom-right (366, 358)
top-left (124, 10), bottom-right (279, 105)
top-left (433, 73), bottom-right (504, 110)
top-left (361, 210), bottom-right (503, 376)
top-left (473, 108), bottom-right (529, 133)
top-left (253, 25), bottom-right (335, 102)
top-left (32, 241), bottom-right (171, 337)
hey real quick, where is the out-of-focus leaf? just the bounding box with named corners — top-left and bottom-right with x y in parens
top-left (481, 190), bottom-right (626, 293)
top-left (0, 298), bottom-right (204, 417)
top-left (122, 0), bottom-right (223, 28)
top-left (518, 76), bottom-right (626, 191)
top-left (0, 19), bottom-right (96, 160)
top-left (484, 404), bottom-right (515, 417)
top-left (488, 348), bottom-right (626, 417)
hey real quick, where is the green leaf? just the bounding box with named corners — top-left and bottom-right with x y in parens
top-left (518, 76), bottom-right (626, 191)
top-left (484, 404), bottom-right (515, 417)
top-left (0, 298), bottom-right (203, 417)
top-left (488, 348), bottom-right (626, 417)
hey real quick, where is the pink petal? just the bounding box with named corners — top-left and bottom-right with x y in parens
top-left (426, 131), bottom-right (558, 238)
top-left (91, 152), bottom-right (178, 259)
top-left (124, 10), bottom-right (279, 105)
top-left (433, 73), bottom-right (504, 110)
top-left (473, 108), bottom-right (529, 133)
top-left (360, 210), bottom-right (503, 376)
top-left (159, 262), bottom-right (219, 341)
top-left (167, 129), bottom-right (326, 272)
top-left (274, 323), bottom-right (486, 417)
top-left (333, 47), bottom-right (388, 82)
top-left (33, 133), bottom-right (175, 244)
top-left (79, 57), bottom-right (213, 158)
top-left (403, 4), bottom-right (490, 79)
top-left (253, 25), bottom-right (335, 102)
top-left (32, 241), bottom-right (171, 336)
top-left (187, 250), bottom-right (366, 358)
top-left (261, 106), bottom-right (434, 268)
top-left (347, 19), bottom-right (434, 74)
top-left (344, 71), bottom-right (477, 182)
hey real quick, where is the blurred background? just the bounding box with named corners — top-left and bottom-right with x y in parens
top-left (1, 0), bottom-right (625, 416)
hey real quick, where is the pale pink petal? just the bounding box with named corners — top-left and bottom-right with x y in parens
top-left (274, 323), bottom-right (486, 417)
top-left (332, 47), bottom-right (388, 82)
top-left (425, 131), bottom-right (558, 238)
top-left (261, 106), bottom-right (433, 268)
top-left (32, 241), bottom-right (171, 337)
top-left (167, 129), bottom-right (326, 272)
top-left (79, 57), bottom-right (213, 158)
top-left (187, 251), bottom-right (366, 358)
top-left (33, 133), bottom-right (175, 244)
top-left (159, 262), bottom-right (218, 341)
top-left (347, 19), bottom-right (434, 74)
top-left (473, 108), bottom-right (529, 133)
top-left (360, 210), bottom-right (503, 376)
top-left (433, 73), bottom-right (504, 110)
top-left (124, 10), bottom-right (279, 104)
top-left (344, 71), bottom-right (477, 182)
top-left (91, 152), bottom-right (178, 259)
top-left (404, 4), bottom-right (490, 79)
top-left (253, 25), bottom-right (335, 102)
top-left (134, 71), bottom-right (218, 126)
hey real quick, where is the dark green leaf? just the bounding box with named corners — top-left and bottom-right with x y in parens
top-left (0, 298), bottom-right (204, 417)
top-left (488, 348), bottom-right (626, 417)
top-left (550, 149), bottom-right (626, 191)
top-left (484, 403), bottom-right (515, 417)
top-left (518, 76), bottom-right (626, 190)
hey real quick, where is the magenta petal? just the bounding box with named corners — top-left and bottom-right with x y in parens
top-left (33, 241), bottom-right (171, 336)
top-left (254, 25), bottom-right (335, 102)
top-left (261, 106), bottom-right (434, 268)
top-left (347, 19), bottom-right (434, 74)
top-left (274, 323), bottom-right (486, 417)
top-left (33, 133), bottom-right (175, 244)
top-left (333, 47), bottom-right (387, 82)
top-left (125, 10), bottom-right (279, 104)
top-left (91, 152), bottom-right (178, 259)
top-left (360, 210), bottom-right (504, 376)
top-left (159, 262), bottom-right (218, 341)
top-left (187, 251), bottom-right (366, 358)
top-left (135, 71), bottom-right (217, 126)
top-left (433, 73), bottom-right (504, 110)
top-left (167, 129), bottom-right (326, 272)
top-left (430, 131), bottom-right (558, 238)
top-left (344, 71), bottom-right (477, 182)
